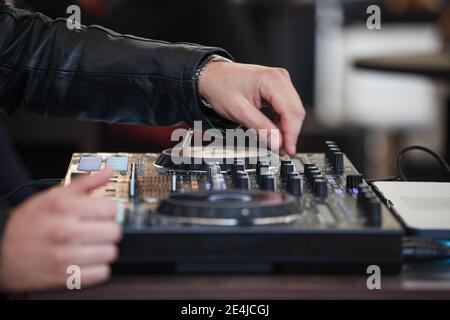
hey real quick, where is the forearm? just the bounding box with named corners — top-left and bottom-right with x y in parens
top-left (0, 207), bottom-right (11, 294)
top-left (0, 5), bottom-right (233, 128)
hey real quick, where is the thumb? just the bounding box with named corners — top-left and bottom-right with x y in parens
top-left (69, 167), bottom-right (114, 194)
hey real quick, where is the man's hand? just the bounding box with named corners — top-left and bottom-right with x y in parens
top-left (0, 168), bottom-right (121, 292)
top-left (198, 62), bottom-right (305, 155)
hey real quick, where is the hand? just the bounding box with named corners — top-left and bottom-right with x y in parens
top-left (198, 62), bottom-right (306, 155)
top-left (0, 168), bottom-right (122, 292)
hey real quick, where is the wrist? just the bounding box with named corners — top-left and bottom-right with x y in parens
top-left (196, 54), bottom-right (232, 108)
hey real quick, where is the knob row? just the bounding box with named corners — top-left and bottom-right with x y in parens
top-left (325, 141), bottom-right (344, 172)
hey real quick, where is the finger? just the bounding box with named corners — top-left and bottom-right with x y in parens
top-left (233, 98), bottom-right (283, 152)
top-left (48, 218), bottom-right (122, 245)
top-left (73, 221), bottom-right (122, 244)
top-left (260, 76), bottom-right (305, 155)
top-left (67, 244), bottom-right (118, 266)
top-left (78, 264), bottom-right (111, 288)
top-left (64, 197), bottom-right (117, 220)
top-left (69, 167), bottom-right (114, 195)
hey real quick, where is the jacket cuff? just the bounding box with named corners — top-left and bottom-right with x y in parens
top-left (182, 47), bottom-right (239, 131)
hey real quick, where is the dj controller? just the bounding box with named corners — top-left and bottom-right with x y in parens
top-left (64, 141), bottom-right (404, 274)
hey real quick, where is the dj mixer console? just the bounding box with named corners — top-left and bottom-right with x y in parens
top-left (65, 141), bottom-right (404, 273)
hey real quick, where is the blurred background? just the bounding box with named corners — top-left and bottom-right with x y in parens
top-left (2, 0), bottom-right (450, 184)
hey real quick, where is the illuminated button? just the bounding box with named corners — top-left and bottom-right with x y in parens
top-left (106, 156), bottom-right (129, 172)
top-left (78, 156), bottom-right (102, 172)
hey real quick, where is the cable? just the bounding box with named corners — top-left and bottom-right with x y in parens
top-left (0, 179), bottom-right (63, 206)
top-left (396, 145), bottom-right (450, 182)
top-left (403, 237), bottom-right (450, 261)
top-left (368, 145), bottom-right (450, 183)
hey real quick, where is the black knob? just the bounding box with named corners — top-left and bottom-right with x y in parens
top-left (231, 160), bottom-right (246, 181)
top-left (346, 174), bottom-right (363, 192)
top-left (307, 168), bottom-right (321, 183)
top-left (303, 164), bottom-right (317, 178)
top-left (326, 145), bottom-right (340, 161)
top-left (304, 163), bottom-right (316, 171)
top-left (314, 179), bottom-right (328, 198)
top-left (360, 192), bottom-right (377, 213)
top-left (260, 173), bottom-right (276, 191)
top-left (287, 173), bottom-right (302, 196)
top-left (327, 147), bottom-right (341, 163)
top-left (365, 198), bottom-right (382, 227)
top-left (235, 172), bottom-right (251, 190)
top-left (332, 152), bottom-right (344, 172)
top-left (281, 162), bottom-right (295, 182)
top-left (357, 186), bottom-right (371, 206)
top-left (256, 160), bottom-right (269, 176)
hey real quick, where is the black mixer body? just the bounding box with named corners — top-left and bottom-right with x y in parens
top-left (64, 142), bottom-right (404, 274)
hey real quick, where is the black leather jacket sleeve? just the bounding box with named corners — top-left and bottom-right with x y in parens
top-left (0, 4), bottom-right (235, 129)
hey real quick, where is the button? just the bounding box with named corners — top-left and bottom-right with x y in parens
top-left (106, 156), bottom-right (129, 172)
top-left (208, 162), bottom-right (221, 179)
top-left (212, 174), bottom-right (226, 190)
top-left (78, 156), bottom-right (102, 172)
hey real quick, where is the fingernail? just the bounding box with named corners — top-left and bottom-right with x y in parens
top-left (290, 144), bottom-right (296, 154)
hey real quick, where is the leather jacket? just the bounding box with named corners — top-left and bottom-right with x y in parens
top-left (0, 2), bottom-right (234, 129)
top-left (0, 2), bottom-right (235, 249)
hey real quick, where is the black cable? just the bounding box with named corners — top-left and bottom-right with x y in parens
top-left (396, 145), bottom-right (450, 182)
top-left (403, 237), bottom-right (450, 261)
top-left (368, 145), bottom-right (450, 183)
top-left (0, 179), bottom-right (63, 206)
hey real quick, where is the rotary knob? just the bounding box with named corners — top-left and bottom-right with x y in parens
top-left (327, 147), bottom-right (341, 163)
top-left (303, 163), bottom-right (317, 178)
top-left (357, 186), bottom-right (371, 206)
top-left (307, 168), bottom-right (321, 183)
top-left (231, 159), bottom-right (246, 182)
top-left (260, 173), bottom-right (277, 191)
top-left (313, 179), bottom-right (328, 199)
top-left (365, 198), bottom-right (382, 227)
top-left (256, 160), bottom-right (269, 176)
top-left (332, 152), bottom-right (344, 172)
top-left (280, 161), bottom-right (295, 182)
top-left (287, 172), bottom-right (302, 196)
top-left (308, 170), bottom-right (323, 186)
top-left (235, 171), bottom-right (251, 190)
top-left (346, 174), bottom-right (363, 192)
